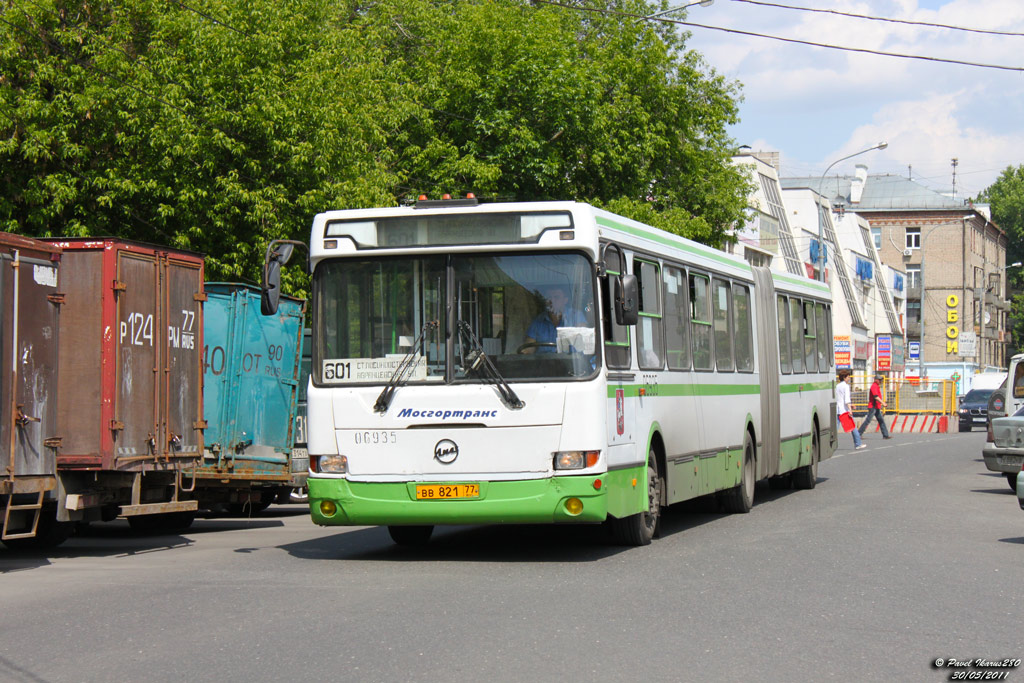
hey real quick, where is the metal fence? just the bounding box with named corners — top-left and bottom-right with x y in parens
top-left (848, 375), bottom-right (957, 415)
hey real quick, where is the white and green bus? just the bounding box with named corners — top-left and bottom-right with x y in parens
top-left (262, 198), bottom-right (836, 546)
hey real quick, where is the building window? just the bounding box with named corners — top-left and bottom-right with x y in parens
top-left (871, 227), bottom-right (881, 249)
top-left (743, 247), bottom-right (772, 268)
top-left (906, 227), bottom-right (921, 250)
top-left (906, 265), bottom-right (920, 289)
top-left (907, 301), bottom-right (921, 325)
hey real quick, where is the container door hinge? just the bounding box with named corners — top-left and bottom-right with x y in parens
top-left (193, 420), bottom-right (208, 430)
top-left (43, 436), bottom-right (63, 449)
top-left (194, 292), bottom-right (208, 302)
top-left (112, 280), bottom-right (127, 291)
top-left (47, 292), bottom-right (66, 305)
top-left (110, 420), bottom-right (125, 431)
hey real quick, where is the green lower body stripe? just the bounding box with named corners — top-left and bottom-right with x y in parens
top-left (309, 475), bottom-right (610, 525)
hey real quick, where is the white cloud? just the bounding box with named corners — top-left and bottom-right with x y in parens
top-left (684, 0), bottom-right (1024, 195)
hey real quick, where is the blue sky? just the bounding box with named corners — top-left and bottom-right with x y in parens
top-left (681, 0), bottom-right (1024, 199)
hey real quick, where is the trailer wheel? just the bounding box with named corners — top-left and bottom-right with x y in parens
top-left (226, 497), bottom-right (272, 516)
top-left (609, 449), bottom-right (661, 546)
top-left (127, 511), bottom-right (196, 534)
top-left (793, 428), bottom-right (819, 490)
top-left (387, 525), bottom-right (434, 546)
top-left (0, 509), bottom-right (73, 550)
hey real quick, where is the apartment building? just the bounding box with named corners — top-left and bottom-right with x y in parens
top-left (731, 153), bottom-right (904, 374)
top-left (783, 167), bottom-right (1009, 386)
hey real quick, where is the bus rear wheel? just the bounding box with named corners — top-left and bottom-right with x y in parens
top-left (609, 449), bottom-right (661, 546)
top-left (723, 433), bottom-right (755, 513)
top-left (793, 428), bottom-right (819, 490)
top-left (388, 525), bottom-right (434, 546)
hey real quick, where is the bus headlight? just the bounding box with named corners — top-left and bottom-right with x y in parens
top-left (554, 450), bottom-right (600, 470)
top-left (315, 455), bottom-right (348, 474)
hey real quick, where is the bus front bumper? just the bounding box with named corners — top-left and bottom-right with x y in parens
top-left (308, 475), bottom-right (608, 526)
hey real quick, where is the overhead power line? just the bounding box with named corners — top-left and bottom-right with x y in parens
top-left (729, 0), bottom-right (1024, 38)
top-left (533, 1), bottom-right (1024, 73)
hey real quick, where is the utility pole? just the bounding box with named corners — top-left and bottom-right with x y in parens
top-left (951, 158), bottom-right (959, 200)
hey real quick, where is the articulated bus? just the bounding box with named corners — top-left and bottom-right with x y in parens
top-left (262, 198), bottom-right (837, 546)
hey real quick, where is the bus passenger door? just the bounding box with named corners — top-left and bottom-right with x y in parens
top-left (601, 257), bottom-right (636, 468)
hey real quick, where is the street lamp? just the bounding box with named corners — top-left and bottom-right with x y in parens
top-left (816, 141), bottom-right (888, 281)
top-left (645, 0), bottom-right (714, 19)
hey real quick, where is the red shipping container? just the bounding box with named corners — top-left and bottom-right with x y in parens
top-left (46, 239), bottom-right (205, 472)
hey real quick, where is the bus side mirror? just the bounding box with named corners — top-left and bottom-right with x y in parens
top-left (614, 273), bottom-right (638, 326)
top-left (261, 240), bottom-right (307, 315)
top-left (261, 257), bottom-right (284, 315)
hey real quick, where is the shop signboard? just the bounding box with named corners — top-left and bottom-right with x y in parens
top-left (834, 335), bottom-right (851, 368)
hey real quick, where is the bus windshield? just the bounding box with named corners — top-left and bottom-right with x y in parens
top-left (314, 252), bottom-right (598, 384)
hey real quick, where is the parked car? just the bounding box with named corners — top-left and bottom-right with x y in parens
top-left (960, 388), bottom-right (997, 432)
top-left (984, 405), bottom-right (1024, 490)
top-left (1017, 466), bottom-right (1024, 511)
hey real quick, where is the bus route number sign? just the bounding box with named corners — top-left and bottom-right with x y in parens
top-left (322, 356), bottom-right (427, 384)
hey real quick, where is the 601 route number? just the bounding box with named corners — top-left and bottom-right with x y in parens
top-left (323, 361), bottom-right (352, 381)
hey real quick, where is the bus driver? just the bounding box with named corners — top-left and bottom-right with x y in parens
top-left (522, 284), bottom-right (587, 354)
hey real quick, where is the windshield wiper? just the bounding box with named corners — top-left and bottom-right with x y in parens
top-left (457, 320), bottom-right (524, 410)
top-left (374, 320), bottom-right (438, 414)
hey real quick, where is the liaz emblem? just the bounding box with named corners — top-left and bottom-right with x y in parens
top-left (434, 439), bottom-right (459, 464)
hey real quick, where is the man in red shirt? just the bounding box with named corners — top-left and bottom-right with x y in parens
top-left (859, 374), bottom-right (892, 439)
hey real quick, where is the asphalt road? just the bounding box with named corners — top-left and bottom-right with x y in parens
top-left (1, 430), bottom-right (1021, 683)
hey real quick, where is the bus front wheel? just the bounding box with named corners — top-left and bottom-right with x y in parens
top-left (388, 525), bottom-right (434, 546)
top-left (609, 449), bottom-right (661, 546)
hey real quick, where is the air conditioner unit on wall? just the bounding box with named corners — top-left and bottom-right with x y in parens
top-left (902, 249), bottom-right (913, 257)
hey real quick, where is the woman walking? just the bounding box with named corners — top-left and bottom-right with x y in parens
top-left (837, 369), bottom-right (866, 450)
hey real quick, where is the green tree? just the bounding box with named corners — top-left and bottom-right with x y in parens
top-left (979, 165), bottom-right (1024, 353)
top-left (1, 0), bottom-right (412, 283)
top-left (370, 0), bottom-right (748, 245)
top-left (2, 0), bottom-right (750, 286)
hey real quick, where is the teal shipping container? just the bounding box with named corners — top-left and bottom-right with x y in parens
top-left (198, 283), bottom-right (306, 506)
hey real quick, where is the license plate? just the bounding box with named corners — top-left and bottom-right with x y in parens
top-left (415, 484), bottom-right (480, 500)
top-left (999, 455), bottom-right (1023, 467)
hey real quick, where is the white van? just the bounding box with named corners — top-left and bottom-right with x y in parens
top-left (982, 355), bottom-right (1024, 489)
top-left (987, 354), bottom-right (1024, 423)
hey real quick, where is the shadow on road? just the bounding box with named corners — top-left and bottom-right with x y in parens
top-left (970, 488), bottom-right (1016, 495)
top-left (0, 508), bottom-right (299, 568)
top-left (279, 477), bottom-right (829, 562)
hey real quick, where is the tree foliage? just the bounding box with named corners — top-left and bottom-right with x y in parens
top-left (1, 0), bottom-right (749, 287)
top-left (980, 165), bottom-right (1024, 352)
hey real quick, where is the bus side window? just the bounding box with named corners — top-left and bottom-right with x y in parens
top-left (777, 295), bottom-right (791, 373)
top-left (601, 266), bottom-right (631, 369)
top-left (664, 265), bottom-right (690, 370)
top-left (713, 277), bottom-right (733, 372)
top-left (635, 259), bottom-right (664, 370)
top-left (814, 302), bottom-right (828, 371)
top-left (689, 273), bottom-right (713, 371)
top-left (733, 284), bottom-right (753, 372)
top-left (1014, 360), bottom-right (1024, 399)
top-left (803, 300), bottom-right (816, 373)
top-left (789, 297), bottom-right (804, 373)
